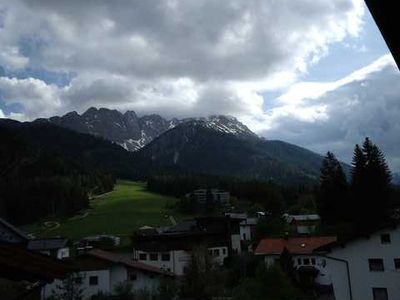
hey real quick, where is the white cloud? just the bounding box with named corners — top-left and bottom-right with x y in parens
top-left (0, 0), bottom-right (365, 120)
top-left (0, 108), bottom-right (4, 118)
top-left (253, 55), bottom-right (400, 171)
top-left (0, 76), bottom-right (62, 119)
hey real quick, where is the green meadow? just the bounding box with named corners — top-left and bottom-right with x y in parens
top-left (26, 181), bottom-right (181, 243)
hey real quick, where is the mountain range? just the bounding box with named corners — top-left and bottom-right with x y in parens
top-left (37, 107), bottom-right (257, 151)
top-left (30, 107), bottom-right (330, 184)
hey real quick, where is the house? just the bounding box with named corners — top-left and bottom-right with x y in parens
top-left (133, 216), bottom-right (242, 275)
top-left (185, 188), bottom-right (230, 205)
top-left (224, 213), bottom-right (257, 242)
top-left (0, 217), bottom-right (30, 244)
top-left (0, 242), bottom-right (73, 299)
top-left (286, 214), bottom-right (321, 234)
top-left (255, 236), bottom-right (337, 293)
top-left (42, 249), bottom-right (174, 299)
top-left (27, 238), bottom-right (70, 259)
top-left (314, 224), bottom-right (400, 300)
top-left (256, 223), bottom-right (400, 300)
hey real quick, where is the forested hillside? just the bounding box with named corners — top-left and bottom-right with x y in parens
top-left (0, 120), bottom-right (118, 224)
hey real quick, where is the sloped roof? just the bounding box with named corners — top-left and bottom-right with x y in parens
top-left (27, 238), bottom-right (69, 251)
top-left (0, 218), bottom-right (30, 242)
top-left (86, 249), bottom-right (174, 276)
top-left (255, 236), bottom-right (337, 255)
top-left (0, 243), bottom-right (73, 282)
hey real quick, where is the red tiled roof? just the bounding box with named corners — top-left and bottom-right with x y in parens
top-left (0, 243), bottom-right (73, 282)
top-left (87, 249), bottom-right (174, 276)
top-left (255, 236), bottom-right (337, 255)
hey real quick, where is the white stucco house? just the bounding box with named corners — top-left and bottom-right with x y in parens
top-left (255, 235), bottom-right (337, 293)
top-left (314, 224), bottom-right (400, 300)
top-left (133, 216), bottom-right (242, 276)
top-left (256, 223), bottom-right (400, 300)
top-left (42, 249), bottom-right (174, 299)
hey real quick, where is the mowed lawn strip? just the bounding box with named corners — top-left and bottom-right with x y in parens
top-left (27, 180), bottom-right (180, 241)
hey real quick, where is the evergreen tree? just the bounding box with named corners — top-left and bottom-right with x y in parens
top-left (317, 152), bottom-right (348, 224)
top-left (351, 138), bottom-right (392, 230)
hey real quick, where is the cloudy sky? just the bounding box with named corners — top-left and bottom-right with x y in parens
top-left (0, 0), bottom-right (399, 171)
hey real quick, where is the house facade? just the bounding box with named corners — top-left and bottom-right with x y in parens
top-left (185, 189), bottom-right (230, 205)
top-left (42, 249), bottom-right (173, 299)
top-left (256, 225), bottom-right (400, 300)
top-left (316, 225), bottom-right (400, 300)
top-left (133, 216), bottom-right (241, 275)
top-left (255, 236), bottom-right (337, 292)
top-left (286, 214), bottom-right (321, 234)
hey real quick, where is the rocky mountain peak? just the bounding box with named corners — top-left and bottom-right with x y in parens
top-left (41, 107), bottom-right (258, 151)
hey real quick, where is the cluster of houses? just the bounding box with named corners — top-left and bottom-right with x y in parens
top-left (2, 211), bottom-right (400, 300)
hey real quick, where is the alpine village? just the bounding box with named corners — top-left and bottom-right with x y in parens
top-left (1, 107), bottom-right (400, 300)
top-left (1, 1), bottom-right (400, 300)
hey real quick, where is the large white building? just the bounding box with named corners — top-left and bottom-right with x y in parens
top-left (133, 217), bottom-right (242, 276)
top-left (42, 249), bottom-right (174, 299)
top-left (256, 224), bottom-right (400, 300)
top-left (316, 224), bottom-right (400, 300)
top-left (186, 189), bottom-right (230, 205)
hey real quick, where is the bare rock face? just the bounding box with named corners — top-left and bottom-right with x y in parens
top-left (41, 108), bottom-right (257, 151)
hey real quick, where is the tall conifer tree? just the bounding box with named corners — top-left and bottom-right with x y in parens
top-left (351, 138), bottom-right (392, 230)
top-left (318, 152), bottom-right (348, 224)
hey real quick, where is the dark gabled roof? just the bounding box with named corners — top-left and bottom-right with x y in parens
top-left (0, 218), bottom-right (30, 242)
top-left (164, 220), bottom-right (197, 233)
top-left (0, 243), bottom-right (73, 283)
top-left (27, 238), bottom-right (69, 251)
top-left (315, 221), bottom-right (399, 252)
top-left (85, 249), bottom-right (174, 277)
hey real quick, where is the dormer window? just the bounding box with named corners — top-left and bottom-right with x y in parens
top-left (380, 234), bottom-right (391, 244)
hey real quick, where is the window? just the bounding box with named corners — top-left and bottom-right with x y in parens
top-left (214, 249), bottom-right (220, 256)
top-left (139, 253), bottom-right (147, 260)
top-left (297, 258), bottom-right (301, 265)
top-left (161, 253), bottom-right (170, 261)
top-left (381, 234), bottom-right (391, 244)
top-left (75, 277), bottom-right (82, 284)
top-left (89, 276), bottom-right (98, 286)
top-left (150, 253), bottom-right (158, 261)
top-left (311, 258), bottom-right (316, 265)
top-left (208, 250), bottom-right (213, 256)
top-left (369, 259), bottom-right (384, 271)
top-left (303, 258), bottom-right (310, 265)
top-left (321, 259), bottom-right (326, 268)
top-left (394, 258), bottom-right (400, 269)
top-left (222, 248), bottom-right (226, 255)
top-left (373, 288), bottom-right (388, 300)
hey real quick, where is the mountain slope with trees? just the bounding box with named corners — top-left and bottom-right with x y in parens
top-left (135, 121), bottom-right (331, 185)
top-left (0, 119), bottom-right (127, 224)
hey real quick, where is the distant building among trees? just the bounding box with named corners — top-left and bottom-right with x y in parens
top-left (185, 188), bottom-right (230, 205)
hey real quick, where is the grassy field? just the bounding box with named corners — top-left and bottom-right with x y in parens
top-left (25, 180), bottom-right (181, 243)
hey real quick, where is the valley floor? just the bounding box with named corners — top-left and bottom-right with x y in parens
top-left (25, 180), bottom-right (181, 245)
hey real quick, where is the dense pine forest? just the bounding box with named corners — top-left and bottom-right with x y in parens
top-left (0, 121), bottom-right (115, 225)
